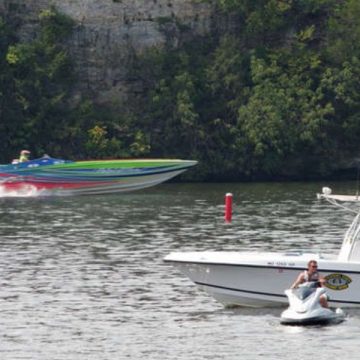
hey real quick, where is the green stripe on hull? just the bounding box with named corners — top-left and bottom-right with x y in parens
top-left (44, 159), bottom-right (193, 170)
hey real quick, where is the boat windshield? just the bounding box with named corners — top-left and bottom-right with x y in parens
top-left (9, 157), bottom-right (73, 169)
top-left (338, 212), bottom-right (360, 261)
top-left (318, 187), bottom-right (360, 262)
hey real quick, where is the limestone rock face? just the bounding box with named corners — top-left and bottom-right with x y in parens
top-left (1, 0), bottom-right (214, 105)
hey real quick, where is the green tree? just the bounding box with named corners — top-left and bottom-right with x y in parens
top-left (237, 54), bottom-right (334, 176)
top-left (4, 8), bottom-right (75, 158)
top-left (0, 17), bottom-right (24, 161)
top-left (326, 0), bottom-right (360, 64)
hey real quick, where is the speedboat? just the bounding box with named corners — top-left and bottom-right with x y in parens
top-left (280, 282), bottom-right (346, 325)
top-left (0, 156), bottom-right (197, 196)
top-left (164, 188), bottom-right (360, 308)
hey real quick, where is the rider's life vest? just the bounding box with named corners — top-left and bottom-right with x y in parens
top-left (303, 270), bottom-right (319, 282)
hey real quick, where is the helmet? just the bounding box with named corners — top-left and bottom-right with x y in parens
top-left (21, 150), bottom-right (30, 155)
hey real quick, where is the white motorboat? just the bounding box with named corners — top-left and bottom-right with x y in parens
top-left (164, 188), bottom-right (360, 308)
top-left (280, 282), bottom-right (346, 325)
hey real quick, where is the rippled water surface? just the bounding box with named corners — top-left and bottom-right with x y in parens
top-left (1, 182), bottom-right (360, 359)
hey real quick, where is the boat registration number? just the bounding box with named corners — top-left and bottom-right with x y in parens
top-left (267, 261), bottom-right (295, 267)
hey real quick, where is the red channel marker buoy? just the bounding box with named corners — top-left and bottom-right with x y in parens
top-left (225, 193), bottom-right (233, 223)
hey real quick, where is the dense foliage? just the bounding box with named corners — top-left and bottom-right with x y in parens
top-left (0, 8), bottom-right (149, 162)
top-left (2, 1), bottom-right (360, 180)
top-left (131, 0), bottom-right (360, 180)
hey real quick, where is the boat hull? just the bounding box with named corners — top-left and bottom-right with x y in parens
top-left (164, 251), bottom-right (360, 308)
top-left (0, 158), bottom-right (197, 196)
top-left (280, 313), bottom-right (345, 326)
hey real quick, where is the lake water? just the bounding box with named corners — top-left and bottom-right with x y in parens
top-left (1, 182), bottom-right (360, 359)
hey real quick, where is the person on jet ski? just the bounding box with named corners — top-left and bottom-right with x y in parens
top-left (290, 260), bottom-right (329, 308)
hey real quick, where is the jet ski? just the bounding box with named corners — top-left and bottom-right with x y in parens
top-left (280, 282), bottom-right (346, 326)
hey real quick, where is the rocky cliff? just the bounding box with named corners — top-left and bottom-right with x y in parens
top-left (1, 0), bottom-right (214, 105)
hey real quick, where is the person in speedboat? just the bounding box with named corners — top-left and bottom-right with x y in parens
top-left (290, 260), bottom-right (329, 308)
top-left (19, 150), bottom-right (30, 162)
top-left (12, 150), bottom-right (30, 164)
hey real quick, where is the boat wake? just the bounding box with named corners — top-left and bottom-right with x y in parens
top-left (0, 184), bottom-right (45, 198)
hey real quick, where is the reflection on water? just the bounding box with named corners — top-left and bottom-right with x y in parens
top-left (0, 182), bottom-right (359, 359)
